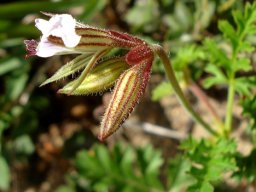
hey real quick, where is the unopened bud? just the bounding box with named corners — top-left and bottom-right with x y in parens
top-left (58, 58), bottom-right (129, 95)
top-left (99, 60), bottom-right (152, 141)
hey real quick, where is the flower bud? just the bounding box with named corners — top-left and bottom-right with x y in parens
top-left (58, 58), bottom-right (129, 95)
top-left (99, 60), bottom-right (152, 141)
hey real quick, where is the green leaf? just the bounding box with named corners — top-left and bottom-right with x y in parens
top-left (163, 14), bottom-right (182, 33)
top-left (167, 156), bottom-right (194, 192)
top-left (241, 96), bottom-right (256, 129)
top-left (0, 57), bottom-right (23, 76)
top-left (174, 1), bottom-right (193, 31)
top-left (194, 0), bottom-right (215, 30)
top-left (0, 38), bottom-right (23, 48)
top-left (120, 147), bottom-right (135, 179)
top-left (234, 149), bottom-right (256, 182)
top-left (79, 0), bottom-right (107, 21)
top-left (235, 77), bottom-right (256, 97)
top-left (95, 145), bottom-right (112, 172)
top-left (125, 0), bottom-right (159, 31)
top-left (74, 144), bottom-right (164, 191)
top-left (218, 20), bottom-right (237, 48)
top-left (55, 185), bottom-right (75, 192)
top-left (5, 72), bottom-right (28, 102)
top-left (181, 138), bottom-right (237, 191)
top-left (203, 64), bottom-right (227, 88)
top-left (203, 39), bottom-right (231, 69)
top-left (173, 45), bottom-right (206, 71)
top-left (13, 135), bottom-right (35, 155)
top-left (233, 58), bottom-right (252, 72)
top-left (152, 82), bottom-right (173, 101)
top-left (76, 150), bottom-right (105, 178)
top-left (239, 41), bottom-right (254, 52)
top-left (0, 0), bottom-right (88, 19)
top-left (0, 156), bottom-right (10, 191)
top-left (201, 181), bottom-right (214, 192)
top-left (233, 10), bottom-right (244, 35)
top-left (232, 3), bottom-right (256, 50)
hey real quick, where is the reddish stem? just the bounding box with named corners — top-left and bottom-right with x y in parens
top-left (189, 82), bottom-right (223, 125)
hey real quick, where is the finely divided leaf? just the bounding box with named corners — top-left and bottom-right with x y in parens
top-left (218, 20), bottom-right (237, 48)
top-left (203, 64), bottom-right (227, 88)
top-left (181, 138), bottom-right (237, 192)
top-left (74, 144), bottom-right (164, 191)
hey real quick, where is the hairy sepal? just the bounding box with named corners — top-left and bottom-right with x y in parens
top-left (68, 49), bottom-right (110, 93)
top-left (40, 53), bottom-right (93, 86)
top-left (58, 58), bottom-right (129, 95)
top-left (99, 60), bottom-right (152, 141)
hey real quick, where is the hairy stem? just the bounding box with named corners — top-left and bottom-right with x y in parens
top-left (152, 44), bottom-right (218, 136)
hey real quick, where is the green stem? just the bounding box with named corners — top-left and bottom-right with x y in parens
top-left (152, 44), bottom-right (218, 136)
top-left (224, 44), bottom-right (238, 137)
top-left (0, 125), bottom-right (3, 154)
top-left (224, 75), bottom-right (235, 137)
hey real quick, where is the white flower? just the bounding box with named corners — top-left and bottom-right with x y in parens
top-left (29, 14), bottom-right (81, 57)
top-left (25, 13), bottom-right (139, 58)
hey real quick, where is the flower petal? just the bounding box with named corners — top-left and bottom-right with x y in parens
top-left (35, 18), bottom-right (50, 34)
top-left (36, 14), bottom-right (81, 48)
top-left (36, 39), bottom-right (71, 57)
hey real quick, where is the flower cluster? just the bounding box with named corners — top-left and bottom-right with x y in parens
top-left (25, 13), bottom-right (155, 140)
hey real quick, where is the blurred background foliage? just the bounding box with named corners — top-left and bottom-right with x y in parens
top-left (1, 0), bottom-right (256, 191)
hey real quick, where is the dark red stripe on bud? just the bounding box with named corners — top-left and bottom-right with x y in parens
top-left (109, 30), bottom-right (143, 46)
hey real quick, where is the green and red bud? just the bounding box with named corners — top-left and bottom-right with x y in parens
top-left (98, 45), bottom-right (154, 140)
top-left (58, 58), bottom-right (129, 95)
top-left (99, 60), bottom-right (153, 141)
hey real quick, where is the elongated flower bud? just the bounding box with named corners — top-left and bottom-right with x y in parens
top-left (99, 59), bottom-right (152, 141)
top-left (58, 58), bottom-right (129, 95)
top-left (24, 14), bottom-right (141, 58)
